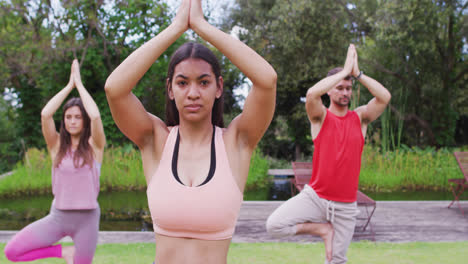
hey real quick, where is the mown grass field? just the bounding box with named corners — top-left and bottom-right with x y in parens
top-left (1, 241), bottom-right (467, 264)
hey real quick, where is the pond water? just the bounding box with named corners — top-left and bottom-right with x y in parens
top-left (267, 178), bottom-right (467, 201)
top-left (0, 185), bottom-right (465, 231)
top-left (0, 191), bottom-right (152, 231)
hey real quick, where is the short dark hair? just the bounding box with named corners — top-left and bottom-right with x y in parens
top-left (327, 67), bottom-right (352, 80)
top-left (165, 42), bottom-right (224, 127)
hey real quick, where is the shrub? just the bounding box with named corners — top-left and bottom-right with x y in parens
top-left (245, 148), bottom-right (271, 191)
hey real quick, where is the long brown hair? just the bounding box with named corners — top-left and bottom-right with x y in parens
top-left (165, 42), bottom-right (224, 127)
top-left (54, 97), bottom-right (93, 168)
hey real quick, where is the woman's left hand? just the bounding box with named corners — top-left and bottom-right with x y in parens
top-left (72, 59), bottom-right (83, 86)
top-left (189, 0), bottom-right (206, 29)
top-left (173, 0), bottom-right (190, 32)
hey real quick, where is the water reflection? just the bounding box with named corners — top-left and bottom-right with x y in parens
top-left (0, 188), bottom-right (465, 231)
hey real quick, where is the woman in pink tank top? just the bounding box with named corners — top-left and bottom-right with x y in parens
top-left (4, 59), bottom-right (106, 264)
top-left (105, 1), bottom-right (276, 263)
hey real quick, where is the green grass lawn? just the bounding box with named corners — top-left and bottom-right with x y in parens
top-left (1, 241), bottom-right (467, 263)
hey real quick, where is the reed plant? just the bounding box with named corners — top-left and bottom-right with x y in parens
top-left (2, 145), bottom-right (466, 197)
top-left (0, 148), bottom-right (52, 197)
top-left (359, 145), bottom-right (464, 192)
top-left (99, 145), bottom-right (146, 192)
top-left (0, 147), bottom-right (147, 198)
top-left (0, 146), bottom-right (273, 197)
top-left (245, 148), bottom-right (271, 191)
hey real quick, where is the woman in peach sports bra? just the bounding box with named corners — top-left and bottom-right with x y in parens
top-left (104, 0), bottom-right (276, 263)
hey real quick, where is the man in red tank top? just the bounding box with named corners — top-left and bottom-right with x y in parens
top-left (267, 44), bottom-right (391, 264)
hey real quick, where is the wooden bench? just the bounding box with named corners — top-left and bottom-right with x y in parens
top-left (448, 152), bottom-right (468, 215)
top-left (291, 162), bottom-right (376, 238)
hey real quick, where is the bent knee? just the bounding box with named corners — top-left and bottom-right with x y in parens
top-left (265, 216), bottom-right (277, 234)
top-left (266, 216), bottom-right (294, 238)
top-left (4, 243), bottom-right (21, 262)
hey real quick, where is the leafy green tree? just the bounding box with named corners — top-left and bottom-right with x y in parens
top-left (0, 1), bottom-right (54, 149)
top-left (226, 0), bottom-right (356, 158)
top-left (41, 0), bottom-right (184, 145)
top-left (0, 0), bottom-right (243, 156)
top-left (0, 94), bottom-right (20, 173)
top-left (226, 0), bottom-right (468, 157)
top-left (352, 0), bottom-right (468, 146)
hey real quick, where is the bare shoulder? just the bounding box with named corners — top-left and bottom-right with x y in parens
top-left (222, 116), bottom-right (256, 192)
top-left (146, 113), bottom-right (170, 152)
top-left (313, 105), bottom-right (328, 123)
top-left (137, 114), bottom-right (170, 177)
top-left (310, 108), bottom-right (328, 140)
top-left (223, 116), bottom-right (257, 165)
top-left (353, 105), bottom-right (370, 124)
top-left (222, 116), bottom-right (244, 148)
top-left (148, 113), bottom-right (168, 131)
top-left (307, 103), bottom-right (327, 123)
top-left (48, 144), bottom-right (59, 163)
top-left (87, 137), bottom-right (104, 163)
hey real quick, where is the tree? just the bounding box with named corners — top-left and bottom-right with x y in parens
top-left (226, 0), bottom-right (468, 157)
top-left (352, 0), bottom-right (468, 146)
top-left (0, 0), bottom-right (244, 154)
top-left (0, 94), bottom-right (20, 173)
top-left (0, 0), bottom-right (183, 148)
top-left (226, 0), bottom-right (356, 159)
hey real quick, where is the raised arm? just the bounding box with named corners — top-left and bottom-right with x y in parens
top-left (305, 44), bottom-right (355, 123)
top-left (73, 60), bottom-right (106, 155)
top-left (104, 0), bottom-right (190, 147)
top-left (41, 64), bottom-right (74, 153)
top-left (352, 49), bottom-right (391, 124)
top-left (189, 0), bottom-right (277, 149)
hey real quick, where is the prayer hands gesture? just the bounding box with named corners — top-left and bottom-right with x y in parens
top-left (343, 44), bottom-right (356, 76)
top-left (71, 59), bottom-right (83, 87)
top-left (173, 0), bottom-right (206, 32)
top-left (173, 0), bottom-right (190, 31)
top-left (343, 44), bottom-right (361, 78)
top-left (351, 45), bottom-right (361, 78)
top-left (66, 59), bottom-right (83, 90)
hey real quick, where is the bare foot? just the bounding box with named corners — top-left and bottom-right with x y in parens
top-left (62, 246), bottom-right (75, 264)
top-left (324, 224), bottom-right (334, 262)
top-left (296, 222), bottom-right (334, 262)
top-left (318, 223), bottom-right (334, 262)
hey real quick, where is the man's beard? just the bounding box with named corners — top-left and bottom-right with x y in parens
top-left (334, 97), bottom-right (350, 107)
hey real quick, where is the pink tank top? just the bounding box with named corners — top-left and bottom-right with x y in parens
top-left (147, 126), bottom-right (243, 240)
top-left (52, 151), bottom-right (101, 210)
top-left (308, 110), bottom-right (364, 202)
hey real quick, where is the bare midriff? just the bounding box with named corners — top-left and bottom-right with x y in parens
top-left (154, 234), bottom-right (231, 264)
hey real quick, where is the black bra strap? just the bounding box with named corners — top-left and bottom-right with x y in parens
top-left (171, 126), bottom-right (216, 187)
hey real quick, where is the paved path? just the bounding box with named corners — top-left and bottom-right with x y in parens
top-left (1, 201), bottom-right (467, 244)
top-left (232, 201), bottom-right (468, 243)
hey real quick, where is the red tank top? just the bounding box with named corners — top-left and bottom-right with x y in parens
top-left (308, 110), bottom-right (364, 202)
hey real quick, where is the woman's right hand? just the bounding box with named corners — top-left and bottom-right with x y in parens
top-left (173, 0), bottom-right (190, 32)
top-left (72, 59), bottom-right (84, 87)
top-left (41, 60), bottom-right (77, 153)
top-left (67, 61), bottom-right (75, 89)
top-left (189, 0), bottom-right (206, 30)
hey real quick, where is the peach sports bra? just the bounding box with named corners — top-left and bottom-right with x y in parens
top-left (147, 126), bottom-right (243, 240)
